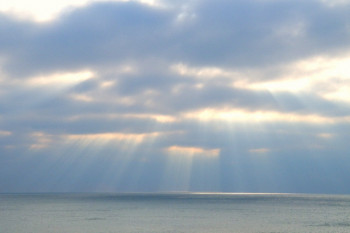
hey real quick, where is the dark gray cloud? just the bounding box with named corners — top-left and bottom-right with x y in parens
top-left (188, 0), bottom-right (350, 66)
top-left (1, 0), bottom-right (350, 76)
top-left (1, 2), bottom-right (173, 76)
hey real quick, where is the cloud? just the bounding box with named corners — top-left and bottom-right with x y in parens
top-left (0, 0), bottom-right (161, 22)
top-left (0, 130), bottom-right (12, 136)
top-left (248, 148), bottom-right (271, 154)
top-left (26, 70), bottom-right (95, 87)
top-left (1, 0), bottom-right (350, 76)
top-left (65, 131), bottom-right (162, 145)
top-left (165, 145), bottom-right (220, 157)
top-left (0, 2), bottom-right (173, 77)
top-left (182, 108), bottom-right (350, 124)
top-left (1, 0), bottom-right (350, 193)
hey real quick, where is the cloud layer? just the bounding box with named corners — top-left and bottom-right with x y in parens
top-left (1, 0), bottom-right (350, 193)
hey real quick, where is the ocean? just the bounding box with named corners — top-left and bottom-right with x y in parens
top-left (1, 193), bottom-right (350, 233)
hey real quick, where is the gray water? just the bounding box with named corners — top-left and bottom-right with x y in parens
top-left (1, 193), bottom-right (350, 233)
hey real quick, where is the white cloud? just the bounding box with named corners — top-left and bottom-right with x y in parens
top-left (171, 63), bottom-right (240, 79)
top-left (232, 53), bottom-right (350, 104)
top-left (0, 0), bottom-right (160, 22)
top-left (66, 131), bottom-right (161, 144)
top-left (0, 0), bottom-right (92, 22)
top-left (317, 133), bottom-right (334, 139)
top-left (68, 113), bottom-right (178, 123)
top-left (182, 108), bottom-right (350, 124)
top-left (248, 148), bottom-right (271, 154)
top-left (321, 0), bottom-right (350, 7)
top-left (26, 70), bottom-right (95, 87)
top-left (29, 132), bottom-right (54, 150)
top-left (165, 145), bottom-right (220, 158)
top-left (0, 130), bottom-right (12, 136)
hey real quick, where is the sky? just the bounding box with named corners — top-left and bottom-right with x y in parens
top-left (1, 0), bottom-right (350, 194)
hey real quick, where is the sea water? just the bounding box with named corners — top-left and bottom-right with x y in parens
top-left (1, 193), bottom-right (350, 233)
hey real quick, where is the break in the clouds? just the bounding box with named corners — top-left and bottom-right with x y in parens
top-left (1, 0), bottom-right (350, 193)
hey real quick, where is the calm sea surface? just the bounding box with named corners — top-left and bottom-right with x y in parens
top-left (1, 193), bottom-right (350, 233)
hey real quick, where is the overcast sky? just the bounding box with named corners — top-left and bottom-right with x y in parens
top-left (1, 0), bottom-right (350, 193)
